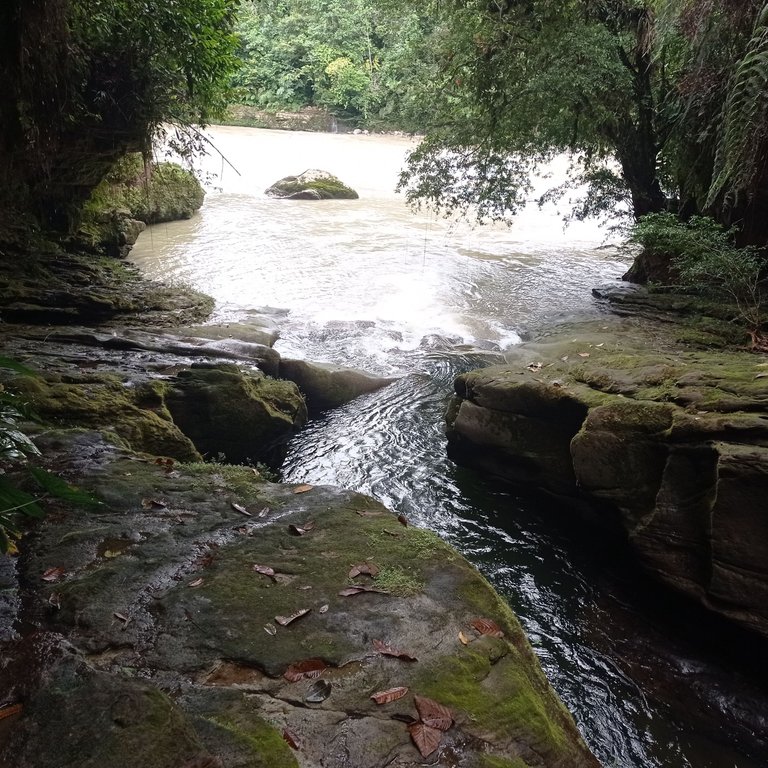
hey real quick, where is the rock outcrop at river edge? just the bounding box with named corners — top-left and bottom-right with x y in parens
top-left (0, 428), bottom-right (600, 768)
top-left (0, 252), bottom-right (600, 766)
top-left (446, 310), bottom-right (768, 641)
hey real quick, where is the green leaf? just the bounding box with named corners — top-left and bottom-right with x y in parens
top-left (28, 468), bottom-right (102, 509)
top-left (0, 356), bottom-right (37, 376)
top-left (0, 477), bottom-right (44, 519)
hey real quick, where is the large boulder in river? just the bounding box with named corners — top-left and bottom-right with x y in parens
top-left (446, 331), bottom-right (768, 640)
top-left (0, 429), bottom-right (601, 768)
top-left (265, 169), bottom-right (359, 200)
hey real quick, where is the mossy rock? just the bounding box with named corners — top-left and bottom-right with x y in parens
top-left (265, 169), bottom-right (359, 200)
top-left (9, 430), bottom-right (599, 768)
top-left (165, 364), bottom-right (308, 465)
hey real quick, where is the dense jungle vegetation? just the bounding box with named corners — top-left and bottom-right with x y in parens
top-left (0, 0), bottom-right (766, 315)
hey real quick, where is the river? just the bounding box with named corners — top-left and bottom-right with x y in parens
top-left (131, 126), bottom-right (766, 768)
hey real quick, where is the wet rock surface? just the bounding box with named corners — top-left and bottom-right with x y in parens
top-left (0, 430), bottom-right (600, 768)
top-left (446, 311), bottom-right (768, 641)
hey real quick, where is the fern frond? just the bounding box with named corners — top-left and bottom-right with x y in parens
top-left (707, 3), bottom-right (768, 208)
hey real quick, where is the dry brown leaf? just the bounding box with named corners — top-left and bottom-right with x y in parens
top-left (755, 373), bottom-right (768, 379)
top-left (414, 695), bottom-right (453, 731)
top-left (0, 704), bottom-right (23, 721)
top-left (578, 352), bottom-right (590, 358)
top-left (408, 722), bottom-right (441, 758)
top-left (188, 578), bottom-right (204, 588)
top-left (288, 521), bottom-right (315, 536)
top-left (338, 585), bottom-right (389, 597)
top-left (258, 507), bottom-right (270, 517)
top-left (319, 603), bottom-right (329, 614)
top-left (370, 686), bottom-right (409, 704)
top-left (253, 564), bottom-right (276, 578)
top-left (231, 502), bottom-right (251, 516)
top-left (282, 728), bottom-right (301, 750)
top-left (41, 567), bottom-right (66, 583)
top-left (293, 484), bottom-right (313, 494)
top-left (397, 514), bottom-right (409, 527)
top-left (470, 618), bottom-right (504, 638)
top-left (284, 658), bottom-right (327, 682)
top-left (458, 631), bottom-right (470, 645)
top-left (275, 608), bottom-right (311, 626)
top-left (348, 562), bottom-right (380, 578)
top-left (264, 623), bottom-right (277, 636)
top-left (113, 611), bottom-right (129, 623)
top-left (372, 639), bottom-right (417, 661)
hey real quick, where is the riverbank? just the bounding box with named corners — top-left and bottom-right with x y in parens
top-left (0, 252), bottom-right (600, 767)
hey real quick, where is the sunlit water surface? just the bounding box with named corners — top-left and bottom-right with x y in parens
top-left (131, 126), bottom-right (763, 768)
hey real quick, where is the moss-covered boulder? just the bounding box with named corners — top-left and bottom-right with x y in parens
top-left (265, 169), bottom-right (359, 200)
top-left (445, 323), bottom-right (768, 639)
top-left (165, 364), bottom-right (307, 464)
top-left (0, 430), bottom-right (600, 768)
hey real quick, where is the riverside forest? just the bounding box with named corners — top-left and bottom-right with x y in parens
top-left (0, 1), bottom-right (767, 767)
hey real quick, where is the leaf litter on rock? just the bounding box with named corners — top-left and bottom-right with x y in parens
top-left (471, 617), bottom-right (504, 638)
top-left (282, 729), bottom-right (301, 750)
top-left (284, 658), bottom-right (327, 682)
top-left (41, 566), bottom-right (66, 582)
top-left (408, 722), bottom-right (442, 758)
top-left (252, 563), bottom-right (276, 579)
top-left (275, 608), bottom-right (311, 626)
top-left (414, 695), bottom-right (453, 731)
top-left (264, 623), bottom-right (277, 636)
top-left (288, 520), bottom-right (315, 536)
top-left (293, 484), bottom-right (313, 494)
top-left (372, 639), bottom-right (417, 661)
top-left (230, 501), bottom-right (251, 516)
top-left (305, 679), bottom-right (332, 703)
top-left (338, 585), bottom-right (389, 597)
top-left (371, 686), bottom-right (409, 705)
top-left (348, 562), bottom-right (379, 578)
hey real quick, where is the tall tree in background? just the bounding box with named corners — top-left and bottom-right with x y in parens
top-left (0, 0), bottom-right (239, 240)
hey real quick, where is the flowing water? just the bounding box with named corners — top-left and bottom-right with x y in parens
top-left (132, 126), bottom-right (766, 768)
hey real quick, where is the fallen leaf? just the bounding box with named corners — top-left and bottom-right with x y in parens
top-left (414, 695), bottom-right (453, 731)
top-left (319, 603), bottom-right (329, 614)
top-left (397, 514), bottom-right (409, 527)
top-left (102, 550), bottom-right (121, 559)
top-left (596, 343), bottom-right (604, 348)
top-left (141, 497), bottom-right (167, 509)
top-left (188, 578), bottom-right (204, 588)
top-left (113, 611), bottom-right (129, 623)
top-left (560, 355), bottom-right (569, 362)
top-left (756, 373), bottom-right (768, 379)
top-left (231, 502), bottom-right (251, 516)
top-left (293, 484), bottom-right (313, 494)
top-left (458, 631), bottom-right (470, 645)
top-left (41, 567), bottom-right (66, 582)
top-left (253, 564), bottom-right (276, 578)
top-left (284, 658), bottom-right (327, 682)
top-left (275, 608), bottom-right (311, 626)
top-left (298, 585), bottom-right (312, 590)
top-left (264, 623), bottom-right (277, 636)
top-left (471, 618), bottom-right (504, 638)
top-left (288, 521), bottom-right (315, 536)
top-left (282, 728), bottom-right (301, 750)
top-left (349, 562), bottom-right (379, 578)
top-left (155, 457), bottom-right (174, 468)
top-left (0, 704), bottom-right (23, 721)
top-left (338, 585), bottom-right (389, 597)
top-left (372, 639), bottom-right (417, 661)
top-left (526, 362), bottom-right (543, 371)
top-left (408, 722), bottom-right (442, 758)
top-left (48, 593), bottom-right (61, 609)
top-left (258, 507), bottom-right (270, 517)
top-left (371, 686), bottom-right (409, 704)
top-left (578, 352), bottom-right (590, 358)
top-left (305, 679), bottom-right (332, 703)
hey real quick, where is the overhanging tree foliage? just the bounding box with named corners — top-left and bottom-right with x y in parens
top-left (396, 0), bottom-right (768, 282)
top-left (0, 0), bottom-right (239, 241)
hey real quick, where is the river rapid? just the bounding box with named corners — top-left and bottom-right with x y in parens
top-left (131, 126), bottom-right (766, 768)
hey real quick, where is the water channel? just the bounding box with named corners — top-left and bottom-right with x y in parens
top-left (131, 126), bottom-right (766, 768)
